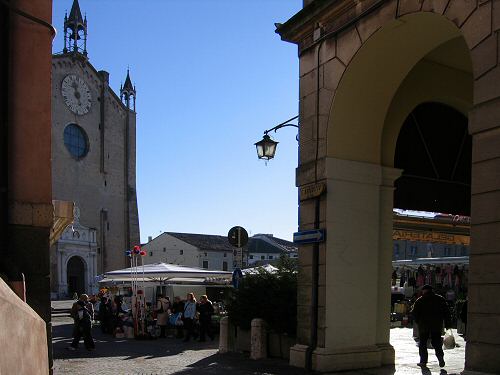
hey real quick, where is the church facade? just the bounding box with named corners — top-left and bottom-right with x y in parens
top-left (50, 0), bottom-right (140, 298)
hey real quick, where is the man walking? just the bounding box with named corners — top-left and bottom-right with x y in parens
top-left (412, 284), bottom-right (451, 368)
top-left (68, 294), bottom-right (95, 351)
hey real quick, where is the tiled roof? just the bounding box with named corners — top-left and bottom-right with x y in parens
top-left (167, 232), bottom-right (235, 252)
top-left (248, 235), bottom-right (297, 254)
top-left (145, 232), bottom-right (297, 254)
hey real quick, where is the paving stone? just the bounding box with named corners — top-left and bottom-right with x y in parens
top-left (53, 314), bottom-right (467, 375)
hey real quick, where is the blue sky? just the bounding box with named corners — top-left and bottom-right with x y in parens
top-left (52, 0), bottom-right (302, 243)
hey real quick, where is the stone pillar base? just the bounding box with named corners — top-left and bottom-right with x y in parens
top-left (289, 344), bottom-right (309, 368)
top-left (376, 343), bottom-right (395, 365)
top-left (312, 345), bottom-right (382, 372)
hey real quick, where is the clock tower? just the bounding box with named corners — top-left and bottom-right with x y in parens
top-left (50, 0), bottom-right (140, 298)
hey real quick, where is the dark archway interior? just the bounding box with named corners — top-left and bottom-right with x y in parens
top-left (67, 256), bottom-right (85, 296)
top-left (394, 102), bottom-right (471, 215)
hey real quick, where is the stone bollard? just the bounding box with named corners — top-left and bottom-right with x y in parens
top-left (219, 316), bottom-right (230, 353)
top-left (251, 318), bottom-right (267, 360)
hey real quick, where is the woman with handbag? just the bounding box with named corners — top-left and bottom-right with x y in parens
top-left (156, 295), bottom-right (170, 338)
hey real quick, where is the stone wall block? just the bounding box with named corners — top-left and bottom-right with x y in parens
top-left (295, 328), bottom-right (311, 346)
top-left (467, 314), bottom-right (500, 344)
top-left (358, 0), bottom-right (397, 42)
top-left (470, 33), bottom-right (497, 79)
top-left (473, 127), bottom-right (500, 162)
top-left (422, 0), bottom-right (451, 13)
top-left (398, 0), bottom-right (425, 16)
top-left (299, 116), bottom-right (315, 146)
top-left (298, 244), bottom-right (314, 266)
top-left (318, 89), bottom-right (334, 117)
top-left (469, 253), bottom-right (500, 283)
top-left (474, 65), bottom-right (500, 104)
top-left (471, 158), bottom-right (500, 194)
top-left (469, 98), bottom-right (500, 133)
top-left (465, 341), bottom-right (500, 373)
top-left (319, 264), bottom-right (326, 285)
top-left (336, 26), bottom-right (362, 66)
top-left (319, 241), bottom-right (327, 265)
top-left (316, 322), bottom-right (326, 347)
top-left (298, 264), bottom-right (313, 285)
top-left (296, 159), bottom-right (326, 187)
top-left (8, 202), bottom-right (33, 226)
top-left (318, 285), bottom-right (326, 307)
top-left (323, 58), bottom-right (346, 91)
top-left (312, 115), bottom-right (330, 143)
top-left (300, 69), bottom-right (318, 99)
top-left (319, 37), bottom-right (337, 65)
top-left (468, 284), bottom-right (500, 313)
top-left (445, 0), bottom-right (478, 27)
top-left (300, 94), bottom-right (317, 124)
top-left (470, 222), bottom-right (500, 254)
top-left (300, 48), bottom-right (317, 78)
top-left (461, 2), bottom-right (492, 49)
top-left (299, 199), bottom-right (316, 227)
top-left (471, 189), bottom-right (500, 223)
top-left (299, 139), bottom-right (318, 165)
top-left (493, 0), bottom-right (500, 29)
top-left (297, 282), bottom-right (313, 306)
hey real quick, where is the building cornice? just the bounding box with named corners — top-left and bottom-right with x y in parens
top-left (276, 0), bottom-right (384, 54)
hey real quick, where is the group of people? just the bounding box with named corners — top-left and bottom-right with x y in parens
top-left (155, 293), bottom-right (215, 342)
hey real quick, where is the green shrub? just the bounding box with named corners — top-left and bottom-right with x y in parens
top-left (226, 255), bottom-right (297, 336)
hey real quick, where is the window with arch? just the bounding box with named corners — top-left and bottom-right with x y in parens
top-left (64, 123), bottom-right (89, 159)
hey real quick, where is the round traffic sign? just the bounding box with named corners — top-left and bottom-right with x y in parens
top-left (227, 226), bottom-right (249, 248)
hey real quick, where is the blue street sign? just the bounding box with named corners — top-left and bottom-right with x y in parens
top-left (232, 268), bottom-right (243, 288)
top-left (293, 229), bottom-right (326, 244)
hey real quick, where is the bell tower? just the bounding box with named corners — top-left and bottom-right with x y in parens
top-left (120, 69), bottom-right (136, 111)
top-left (63, 0), bottom-right (87, 55)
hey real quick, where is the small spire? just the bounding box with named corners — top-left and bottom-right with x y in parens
top-left (120, 68), bottom-right (136, 111)
top-left (64, 0), bottom-right (87, 55)
top-left (68, 0), bottom-right (84, 25)
top-left (123, 69), bottom-right (134, 91)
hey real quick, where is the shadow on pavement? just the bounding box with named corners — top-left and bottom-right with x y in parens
top-left (53, 321), bottom-right (219, 361)
top-left (170, 352), bottom-right (309, 375)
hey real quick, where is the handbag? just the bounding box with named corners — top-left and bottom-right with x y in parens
top-left (443, 329), bottom-right (455, 349)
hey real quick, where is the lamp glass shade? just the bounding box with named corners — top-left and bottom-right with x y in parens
top-left (255, 135), bottom-right (278, 160)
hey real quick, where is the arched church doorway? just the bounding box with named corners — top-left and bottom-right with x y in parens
top-left (394, 102), bottom-right (472, 215)
top-left (67, 256), bottom-right (85, 297)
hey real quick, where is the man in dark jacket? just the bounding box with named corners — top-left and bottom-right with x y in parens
top-left (197, 295), bottom-right (215, 342)
top-left (412, 285), bottom-right (451, 368)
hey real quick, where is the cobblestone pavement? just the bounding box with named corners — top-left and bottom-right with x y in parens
top-left (53, 315), bottom-right (466, 375)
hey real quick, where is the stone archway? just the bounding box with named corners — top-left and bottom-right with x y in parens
top-left (67, 256), bottom-right (86, 297)
top-left (278, 2), bottom-right (500, 374)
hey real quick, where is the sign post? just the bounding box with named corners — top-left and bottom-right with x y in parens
top-left (228, 226), bottom-right (249, 269)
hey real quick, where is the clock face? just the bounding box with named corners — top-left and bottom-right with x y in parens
top-left (61, 74), bottom-right (92, 115)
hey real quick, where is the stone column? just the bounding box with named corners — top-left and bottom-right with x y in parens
top-left (376, 167), bottom-right (401, 364)
top-left (311, 158), bottom-right (400, 372)
top-left (462, 102), bottom-right (500, 375)
top-left (250, 318), bottom-right (267, 360)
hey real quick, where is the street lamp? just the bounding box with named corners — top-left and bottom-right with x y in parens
top-left (254, 115), bottom-right (298, 160)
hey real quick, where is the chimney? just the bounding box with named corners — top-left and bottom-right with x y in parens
top-left (148, 236), bottom-right (152, 242)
